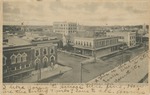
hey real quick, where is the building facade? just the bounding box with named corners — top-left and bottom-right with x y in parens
top-left (3, 44), bottom-right (57, 83)
top-left (73, 36), bottom-right (124, 57)
top-left (106, 31), bottom-right (136, 48)
top-left (53, 22), bottom-right (78, 46)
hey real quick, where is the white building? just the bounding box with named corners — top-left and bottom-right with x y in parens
top-left (53, 22), bottom-right (78, 46)
top-left (106, 31), bottom-right (136, 48)
top-left (73, 36), bottom-right (124, 57)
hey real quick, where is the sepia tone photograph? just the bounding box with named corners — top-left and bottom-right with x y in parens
top-left (3, 0), bottom-right (149, 84)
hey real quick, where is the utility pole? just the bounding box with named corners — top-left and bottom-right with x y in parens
top-left (120, 44), bottom-right (128, 64)
top-left (122, 49), bottom-right (124, 64)
top-left (80, 63), bottom-right (82, 83)
top-left (94, 47), bottom-right (96, 63)
top-left (93, 32), bottom-right (96, 63)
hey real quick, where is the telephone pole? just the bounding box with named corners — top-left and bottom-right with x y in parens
top-left (80, 63), bottom-right (82, 83)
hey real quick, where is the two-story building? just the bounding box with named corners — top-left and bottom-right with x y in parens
top-left (73, 36), bottom-right (124, 57)
top-left (3, 36), bottom-right (57, 83)
top-left (106, 31), bottom-right (136, 48)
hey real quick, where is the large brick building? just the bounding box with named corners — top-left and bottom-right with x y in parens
top-left (3, 39), bottom-right (57, 83)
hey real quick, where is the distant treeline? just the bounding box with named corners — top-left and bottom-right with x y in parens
top-left (78, 25), bottom-right (149, 31)
top-left (3, 24), bottom-right (149, 33)
top-left (3, 25), bottom-right (53, 33)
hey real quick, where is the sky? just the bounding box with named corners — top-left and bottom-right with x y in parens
top-left (3, 0), bottom-right (150, 26)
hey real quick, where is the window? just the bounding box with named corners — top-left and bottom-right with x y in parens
top-left (43, 48), bottom-right (48, 55)
top-left (43, 57), bottom-right (48, 68)
top-left (51, 48), bottom-right (54, 54)
top-left (110, 40), bottom-right (112, 44)
top-left (79, 41), bottom-right (80, 45)
top-left (22, 52), bottom-right (27, 62)
top-left (99, 41), bottom-right (101, 46)
top-left (84, 42), bottom-right (85, 46)
top-left (35, 59), bottom-right (40, 70)
top-left (16, 65), bottom-right (21, 70)
top-left (35, 49), bottom-right (40, 57)
top-left (22, 65), bottom-right (25, 69)
top-left (104, 40), bottom-right (106, 46)
top-left (116, 39), bottom-right (118, 42)
top-left (11, 67), bottom-right (16, 71)
top-left (43, 56), bottom-right (48, 63)
top-left (106, 40), bottom-right (109, 45)
top-left (26, 64), bottom-right (30, 68)
top-left (17, 53), bottom-right (22, 63)
top-left (10, 54), bottom-right (16, 64)
top-left (97, 41), bottom-right (100, 46)
top-left (3, 56), bottom-right (7, 66)
top-left (89, 42), bottom-right (92, 47)
top-left (50, 55), bottom-right (55, 62)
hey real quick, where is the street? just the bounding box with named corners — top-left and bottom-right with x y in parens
top-left (47, 46), bottom-right (147, 83)
top-left (49, 51), bottom-right (86, 83)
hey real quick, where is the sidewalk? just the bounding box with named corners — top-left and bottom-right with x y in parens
top-left (18, 65), bottom-right (72, 83)
top-left (57, 49), bottom-right (91, 58)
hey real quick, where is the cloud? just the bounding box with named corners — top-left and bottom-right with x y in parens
top-left (3, 0), bottom-right (150, 25)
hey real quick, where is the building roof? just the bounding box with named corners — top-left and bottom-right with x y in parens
top-left (73, 42), bottom-right (123, 50)
top-left (74, 36), bottom-right (119, 40)
top-left (3, 36), bottom-right (31, 48)
top-left (107, 30), bottom-right (136, 33)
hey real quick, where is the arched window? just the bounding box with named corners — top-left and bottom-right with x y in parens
top-left (43, 56), bottom-right (48, 68)
top-left (17, 53), bottom-right (22, 63)
top-left (51, 49), bottom-right (54, 54)
top-left (3, 56), bottom-right (7, 66)
top-left (35, 59), bottom-right (40, 70)
top-left (35, 49), bottom-right (40, 57)
top-left (89, 42), bottom-right (92, 47)
top-left (22, 52), bottom-right (27, 62)
top-left (79, 41), bottom-right (80, 45)
top-left (50, 55), bottom-right (55, 62)
top-left (43, 48), bottom-right (48, 55)
top-left (81, 41), bottom-right (83, 45)
top-left (10, 54), bottom-right (16, 64)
